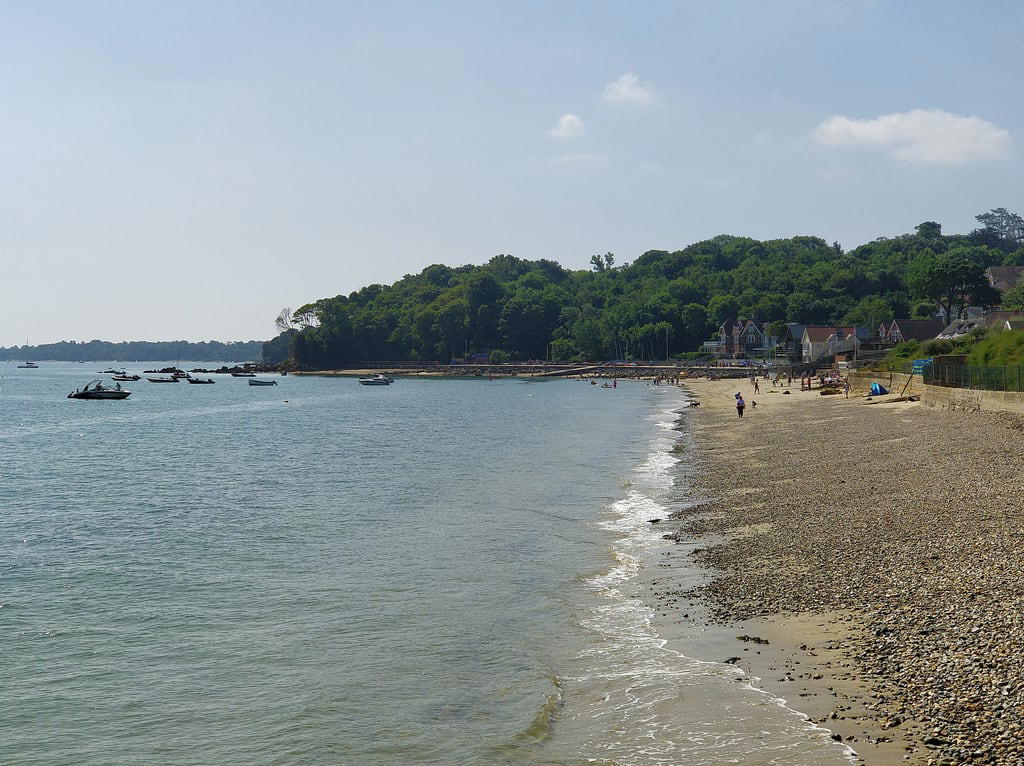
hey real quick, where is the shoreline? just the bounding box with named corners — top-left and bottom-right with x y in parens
top-left (666, 375), bottom-right (1024, 765)
top-left (669, 377), bottom-right (924, 764)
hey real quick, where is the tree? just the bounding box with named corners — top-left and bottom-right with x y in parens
top-left (488, 349), bottom-right (509, 364)
top-left (707, 295), bottom-right (740, 327)
top-left (275, 308), bottom-right (294, 333)
top-left (974, 208), bottom-right (1024, 246)
top-left (1002, 283), bottom-right (1024, 311)
top-left (915, 221), bottom-right (942, 239)
top-left (589, 252), bottom-right (615, 271)
top-left (911, 301), bottom-right (937, 319)
top-left (906, 254), bottom-right (996, 323)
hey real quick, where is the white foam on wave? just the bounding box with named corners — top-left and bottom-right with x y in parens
top-left (559, 396), bottom-right (857, 765)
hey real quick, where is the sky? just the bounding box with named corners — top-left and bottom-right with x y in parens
top-left (1, 0), bottom-right (1022, 345)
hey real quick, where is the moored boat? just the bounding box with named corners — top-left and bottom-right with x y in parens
top-left (68, 381), bottom-right (131, 400)
top-left (187, 377), bottom-right (215, 384)
top-left (231, 372), bottom-right (256, 377)
top-left (147, 376), bottom-right (179, 383)
top-left (112, 374), bottom-right (141, 381)
top-left (17, 361), bottom-right (39, 369)
top-left (357, 374), bottom-right (393, 386)
top-left (248, 378), bottom-right (277, 386)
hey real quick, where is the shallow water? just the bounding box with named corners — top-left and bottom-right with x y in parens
top-left (2, 363), bottom-right (850, 765)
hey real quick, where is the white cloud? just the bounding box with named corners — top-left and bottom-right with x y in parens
top-left (548, 113), bottom-right (586, 139)
top-left (812, 108), bottom-right (1010, 165)
top-left (602, 73), bottom-right (654, 105)
top-left (550, 152), bottom-right (608, 166)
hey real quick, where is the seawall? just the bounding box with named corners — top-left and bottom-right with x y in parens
top-left (850, 370), bottom-right (1024, 415)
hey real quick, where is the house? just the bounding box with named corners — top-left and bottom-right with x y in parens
top-left (883, 319), bottom-right (944, 345)
top-left (986, 266), bottom-right (1024, 294)
top-left (801, 326), bottom-right (868, 362)
top-left (983, 311), bottom-right (1024, 329)
top-left (702, 318), bottom-right (775, 358)
top-left (937, 318), bottom-right (985, 340)
top-left (776, 324), bottom-right (806, 360)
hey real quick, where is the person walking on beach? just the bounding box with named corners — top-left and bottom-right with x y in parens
top-left (753, 378), bottom-right (760, 394)
top-left (736, 393), bottom-right (745, 418)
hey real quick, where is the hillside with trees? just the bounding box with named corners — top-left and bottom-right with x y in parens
top-left (0, 339), bottom-right (264, 362)
top-left (265, 209), bottom-right (1024, 367)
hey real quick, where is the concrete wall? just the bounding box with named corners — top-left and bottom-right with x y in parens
top-left (851, 370), bottom-right (1024, 415)
top-left (919, 383), bottom-right (1024, 415)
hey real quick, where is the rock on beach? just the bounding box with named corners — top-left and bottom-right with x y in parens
top-left (674, 376), bottom-right (1024, 765)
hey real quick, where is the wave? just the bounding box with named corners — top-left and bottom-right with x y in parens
top-left (542, 394), bottom-right (855, 765)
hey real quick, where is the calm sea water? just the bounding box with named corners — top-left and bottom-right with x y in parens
top-left (2, 362), bottom-right (851, 765)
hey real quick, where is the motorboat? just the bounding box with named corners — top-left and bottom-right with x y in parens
top-left (68, 381), bottom-right (131, 400)
top-left (248, 379), bottom-right (277, 386)
top-left (147, 376), bottom-right (179, 383)
top-left (231, 371), bottom-right (256, 377)
top-left (17, 361), bottom-right (39, 368)
top-left (187, 377), bottom-right (215, 384)
top-left (112, 374), bottom-right (141, 381)
top-left (357, 374), bottom-right (393, 386)
top-left (100, 368), bottom-right (125, 374)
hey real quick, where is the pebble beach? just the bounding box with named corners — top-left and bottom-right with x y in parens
top-left (672, 376), bottom-right (1024, 765)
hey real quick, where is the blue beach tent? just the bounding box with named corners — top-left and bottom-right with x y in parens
top-left (869, 382), bottom-right (889, 396)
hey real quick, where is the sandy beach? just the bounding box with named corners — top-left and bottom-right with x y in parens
top-left (670, 375), bottom-right (1024, 765)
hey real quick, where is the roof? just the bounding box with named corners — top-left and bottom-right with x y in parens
top-left (890, 319), bottom-right (944, 342)
top-left (783, 324), bottom-right (806, 343)
top-left (937, 318), bottom-right (984, 339)
top-left (802, 325), bottom-right (858, 343)
top-left (987, 266), bottom-right (1024, 292)
top-left (985, 311), bottom-right (1024, 328)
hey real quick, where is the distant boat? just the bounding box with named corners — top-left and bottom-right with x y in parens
top-left (231, 372), bottom-right (257, 377)
top-left (248, 378), bottom-right (277, 386)
top-left (68, 381), bottom-right (131, 400)
top-left (100, 368), bottom-right (126, 374)
top-left (147, 376), bottom-right (179, 383)
top-left (112, 374), bottom-right (141, 381)
top-left (358, 374), bottom-right (393, 386)
top-left (17, 361), bottom-right (39, 369)
top-left (187, 377), bottom-right (215, 384)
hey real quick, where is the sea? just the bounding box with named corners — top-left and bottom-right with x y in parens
top-left (1, 362), bottom-right (853, 765)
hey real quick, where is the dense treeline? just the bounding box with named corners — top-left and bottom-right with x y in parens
top-left (266, 210), bottom-right (1024, 367)
top-left (0, 339), bottom-right (264, 362)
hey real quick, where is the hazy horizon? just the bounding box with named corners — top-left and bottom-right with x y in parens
top-left (2, 1), bottom-right (1021, 346)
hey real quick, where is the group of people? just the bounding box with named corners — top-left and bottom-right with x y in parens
top-left (733, 368), bottom-right (855, 416)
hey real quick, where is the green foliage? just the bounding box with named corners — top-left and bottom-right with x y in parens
top-left (488, 349), bottom-right (509, 364)
top-left (966, 330), bottom-right (1024, 366)
top-left (906, 252), bottom-right (998, 322)
top-left (0, 339), bottom-right (263, 362)
top-left (280, 215), bottom-right (1019, 367)
top-left (911, 301), bottom-right (936, 319)
top-left (1001, 283), bottom-right (1024, 311)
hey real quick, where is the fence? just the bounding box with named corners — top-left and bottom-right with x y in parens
top-left (924, 363), bottom-right (1024, 392)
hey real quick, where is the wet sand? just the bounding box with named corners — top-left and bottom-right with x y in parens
top-left (668, 376), bottom-right (1024, 765)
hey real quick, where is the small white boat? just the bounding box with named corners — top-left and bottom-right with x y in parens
top-left (68, 381), bottom-right (131, 400)
top-left (248, 379), bottom-right (278, 386)
top-left (357, 374), bottom-right (393, 386)
top-left (17, 361), bottom-right (39, 369)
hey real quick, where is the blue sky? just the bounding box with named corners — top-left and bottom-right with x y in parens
top-left (2, 0), bottom-right (1022, 344)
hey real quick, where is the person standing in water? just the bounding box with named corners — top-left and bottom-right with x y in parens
top-left (736, 393), bottom-right (746, 418)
